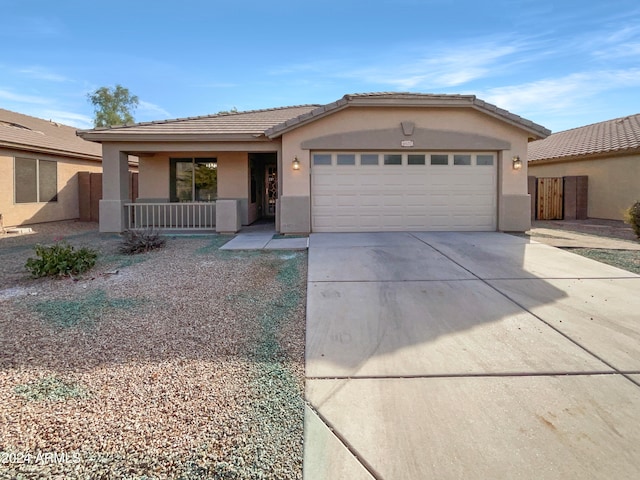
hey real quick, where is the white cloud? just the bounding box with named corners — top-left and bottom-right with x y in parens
top-left (42, 110), bottom-right (93, 129)
top-left (0, 88), bottom-right (51, 104)
top-left (138, 100), bottom-right (172, 119)
top-left (480, 69), bottom-right (640, 115)
top-left (18, 67), bottom-right (69, 82)
top-left (272, 38), bottom-right (529, 90)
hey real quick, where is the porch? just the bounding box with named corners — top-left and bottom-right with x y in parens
top-left (98, 142), bottom-right (281, 233)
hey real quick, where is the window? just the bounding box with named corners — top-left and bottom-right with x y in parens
top-left (360, 154), bottom-right (379, 165)
top-left (170, 158), bottom-right (217, 202)
top-left (384, 154), bottom-right (402, 165)
top-left (454, 154), bottom-right (471, 166)
top-left (337, 154), bottom-right (356, 165)
top-left (477, 154), bottom-right (494, 166)
top-left (14, 157), bottom-right (57, 203)
top-left (430, 154), bottom-right (448, 165)
top-left (313, 154), bottom-right (332, 166)
top-left (408, 154), bottom-right (426, 165)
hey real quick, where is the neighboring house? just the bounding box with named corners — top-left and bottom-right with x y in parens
top-left (0, 109), bottom-right (103, 228)
top-left (77, 92), bottom-right (549, 234)
top-left (528, 113), bottom-right (640, 221)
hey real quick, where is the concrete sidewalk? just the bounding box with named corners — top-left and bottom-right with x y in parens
top-left (304, 232), bottom-right (640, 479)
top-left (526, 227), bottom-right (640, 250)
top-left (219, 226), bottom-right (308, 250)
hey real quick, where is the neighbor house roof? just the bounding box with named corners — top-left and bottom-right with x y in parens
top-left (78, 93), bottom-right (550, 143)
top-left (265, 92), bottom-right (551, 140)
top-left (77, 105), bottom-right (320, 142)
top-left (0, 108), bottom-right (102, 161)
top-left (529, 113), bottom-right (640, 163)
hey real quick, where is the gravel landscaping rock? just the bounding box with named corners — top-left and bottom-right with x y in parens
top-left (0, 222), bottom-right (306, 479)
top-left (567, 248), bottom-right (640, 275)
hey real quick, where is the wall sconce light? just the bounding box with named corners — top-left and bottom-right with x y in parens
top-left (512, 155), bottom-right (522, 170)
top-left (292, 156), bottom-right (300, 170)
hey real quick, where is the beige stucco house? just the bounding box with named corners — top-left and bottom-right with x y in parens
top-left (0, 109), bottom-right (104, 228)
top-left (529, 113), bottom-right (640, 221)
top-left (78, 93), bottom-right (550, 234)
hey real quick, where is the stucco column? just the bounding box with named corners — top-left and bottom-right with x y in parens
top-left (498, 148), bottom-right (532, 232)
top-left (99, 144), bottom-right (130, 232)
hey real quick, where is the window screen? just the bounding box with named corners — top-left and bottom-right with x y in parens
top-left (15, 158), bottom-right (38, 203)
top-left (38, 160), bottom-right (58, 202)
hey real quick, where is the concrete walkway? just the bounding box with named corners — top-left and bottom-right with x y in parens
top-left (527, 227), bottom-right (640, 250)
top-left (304, 232), bottom-right (640, 479)
top-left (219, 225), bottom-right (308, 250)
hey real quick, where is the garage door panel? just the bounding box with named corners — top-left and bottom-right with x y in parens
top-left (311, 152), bottom-right (497, 232)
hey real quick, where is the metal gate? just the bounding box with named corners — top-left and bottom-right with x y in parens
top-left (536, 177), bottom-right (563, 220)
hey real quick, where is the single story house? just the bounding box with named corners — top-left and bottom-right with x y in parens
top-left (0, 109), bottom-right (108, 228)
top-left (528, 113), bottom-right (640, 221)
top-left (78, 93), bottom-right (550, 234)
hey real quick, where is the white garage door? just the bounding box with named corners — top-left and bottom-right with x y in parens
top-left (311, 152), bottom-right (497, 232)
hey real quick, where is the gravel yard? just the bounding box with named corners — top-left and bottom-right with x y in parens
top-left (0, 222), bottom-right (306, 479)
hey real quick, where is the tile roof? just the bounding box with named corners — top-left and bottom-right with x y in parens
top-left (529, 113), bottom-right (640, 162)
top-left (78, 93), bottom-right (550, 142)
top-left (78, 105), bottom-right (320, 140)
top-left (0, 109), bottom-right (101, 160)
top-left (265, 92), bottom-right (551, 139)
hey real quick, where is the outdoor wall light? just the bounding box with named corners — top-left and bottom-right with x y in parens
top-left (292, 156), bottom-right (300, 170)
top-left (512, 155), bottom-right (522, 170)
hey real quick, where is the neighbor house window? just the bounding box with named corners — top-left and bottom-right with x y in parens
top-left (170, 158), bottom-right (217, 202)
top-left (14, 157), bottom-right (57, 203)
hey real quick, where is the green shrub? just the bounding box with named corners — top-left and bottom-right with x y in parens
top-left (15, 376), bottom-right (88, 402)
top-left (25, 242), bottom-right (97, 278)
top-left (119, 228), bottom-right (166, 254)
top-left (624, 201), bottom-right (640, 239)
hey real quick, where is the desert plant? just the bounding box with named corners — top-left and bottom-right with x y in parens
top-left (119, 228), bottom-right (166, 254)
top-left (15, 376), bottom-right (88, 402)
top-left (25, 242), bottom-right (97, 278)
top-left (624, 201), bottom-right (640, 239)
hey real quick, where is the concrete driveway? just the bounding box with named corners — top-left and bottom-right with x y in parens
top-left (303, 232), bottom-right (640, 479)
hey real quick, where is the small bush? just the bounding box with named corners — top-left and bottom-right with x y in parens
top-left (624, 201), bottom-right (640, 239)
top-left (15, 376), bottom-right (88, 402)
top-left (119, 228), bottom-right (166, 254)
top-left (25, 242), bottom-right (97, 278)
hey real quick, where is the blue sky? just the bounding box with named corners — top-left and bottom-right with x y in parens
top-left (2, 0), bottom-right (639, 133)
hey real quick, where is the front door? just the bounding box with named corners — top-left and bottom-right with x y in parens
top-left (265, 165), bottom-right (277, 217)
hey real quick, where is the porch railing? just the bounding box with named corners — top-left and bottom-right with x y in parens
top-left (125, 202), bottom-right (216, 230)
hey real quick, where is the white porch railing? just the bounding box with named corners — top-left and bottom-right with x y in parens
top-left (125, 202), bottom-right (216, 230)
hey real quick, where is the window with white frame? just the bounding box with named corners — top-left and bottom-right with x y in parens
top-left (14, 157), bottom-right (57, 203)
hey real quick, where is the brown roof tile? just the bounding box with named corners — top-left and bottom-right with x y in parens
top-left (0, 109), bottom-right (101, 160)
top-left (78, 93), bottom-right (550, 142)
top-left (266, 93), bottom-right (551, 139)
top-left (78, 105), bottom-right (319, 139)
top-left (529, 113), bottom-right (640, 162)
